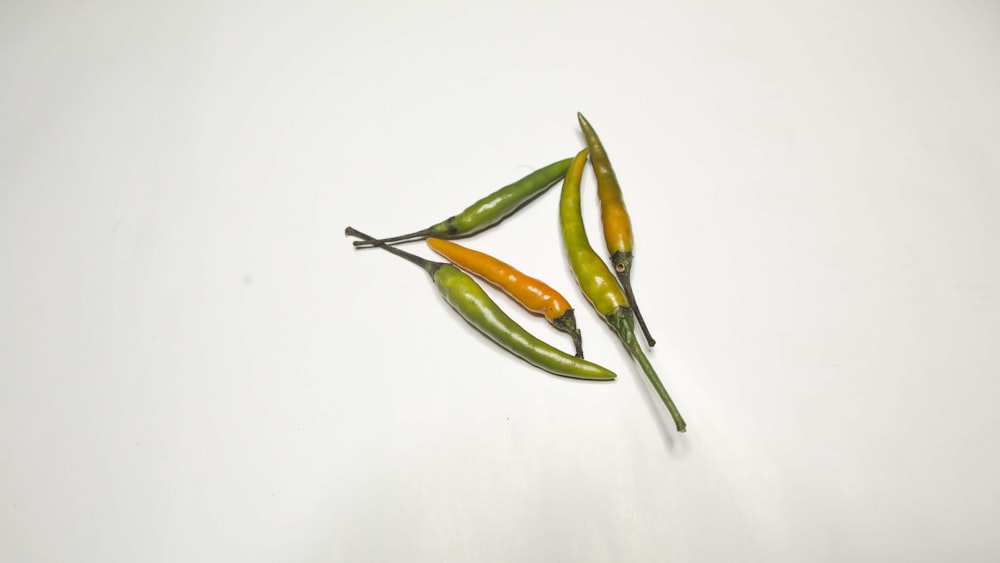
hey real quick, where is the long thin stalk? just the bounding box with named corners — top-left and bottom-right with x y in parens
top-left (346, 227), bottom-right (440, 275)
top-left (351, 227), bottom-right (435, 248)
top-left (617, 269), bottom-right (656, 347)
top-left (622, 336), bottom-right (685, 432)
top-left (608, 311), bottom-right (685, 432)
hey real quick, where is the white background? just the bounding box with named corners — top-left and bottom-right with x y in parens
top-left (3, 1), bottom-right (999, 561)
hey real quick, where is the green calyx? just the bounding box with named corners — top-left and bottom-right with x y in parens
top-left (610, 250), bottom-right (632, 275)
top-left (551, 310), bottom-right (584, 358)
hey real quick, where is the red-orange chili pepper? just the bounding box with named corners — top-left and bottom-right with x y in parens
top-left (427, 238), bottom-right (584, 358)
top-left (577, 112), bottom-right (656, 347)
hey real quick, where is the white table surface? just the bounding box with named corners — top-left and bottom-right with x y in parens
top-left (3, 1), bottom-right (999, 561)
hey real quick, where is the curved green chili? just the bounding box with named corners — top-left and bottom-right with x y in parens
top-left (559, 150), bottom-right (686, 432)
top-left (353, 157), bottom-right (573, 247)
top-left (346, 227), bottom-right (616, 381)
top-left (577, 112), bottom-right (655, 347)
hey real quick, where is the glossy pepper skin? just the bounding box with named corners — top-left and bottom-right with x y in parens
top-left (427, 238), bottom-right (584, 358)
top-left (577, 112), bottom-right (655, 347)
top-left (346, 227), bottom-right (616, 381)
top-left (559, 150), bottom-right (628, 317)
top-left (559, 150), bottom-right (686, 432)
top-left (353, 157), bottom-right (573, 247)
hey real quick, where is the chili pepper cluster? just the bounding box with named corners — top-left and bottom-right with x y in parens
top-left (347, 113), bottom-right (686, 432)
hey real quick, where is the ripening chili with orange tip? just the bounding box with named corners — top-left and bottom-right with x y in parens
top-left (560, 148), bottom-right (686, 432)
top-left (426, 238), bottom-right (584, 358)
top-left (577, 112), bottom-right (656, 348)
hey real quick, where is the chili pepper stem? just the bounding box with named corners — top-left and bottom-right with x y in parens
top-left (346, 227), bottom-right (441, 276)
top-left (607, 310), bottom-right (685, 432)
top-left (613, 251), bottom-right (656, 347)
top-left (551, 311), bottom-right (584, 358)
top-left (559, 326), bottom-right (584, 359)
top-left (351, 227), bottom-right (437, 248)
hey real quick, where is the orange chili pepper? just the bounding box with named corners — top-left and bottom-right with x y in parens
top-left (577, 112), bottom-right (655, 348)
top-left (427, 238), bottom-right (584, 358)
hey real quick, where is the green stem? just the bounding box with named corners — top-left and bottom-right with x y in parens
top-left (612, 251), bottom-right (655, 348)
top-left (608, 310), bottom-right (685, 432)
top-left (618, 271), bottom-right (655, 347)
top-left (346, 226), bottom-right (441, 276)
top-left (571, 329), bottom-right (584, 359)
top-left (351, 227), bottom-right (435, 247)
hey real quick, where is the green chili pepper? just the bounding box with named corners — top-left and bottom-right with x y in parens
top-left (353, 157), bottom-right (573, 247)
top-left (559, 150), bottom-right (686, 431)
top-left (346, 227), bottom-right (617, 381)
top-left (577, 113), bottom-right (655, 347)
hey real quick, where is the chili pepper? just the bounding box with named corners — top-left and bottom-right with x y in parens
top-left (559, 149), bottom-right (686, 432)
top-left (353, 157), bottom-right (574, 248)
top-left (346, 227), bottom-right (616, 381)
top-left (577, 112), bottom-right (656, 348)
top-left (426, 238), bottom-right (584, 358)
